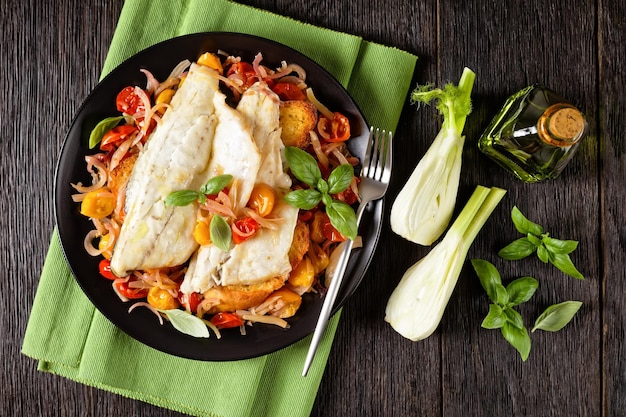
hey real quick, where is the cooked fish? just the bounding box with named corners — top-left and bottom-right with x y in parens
top-left (110, 63), bottom-right (219, 276)
top-left (181, 82), bottom-right (299, 295)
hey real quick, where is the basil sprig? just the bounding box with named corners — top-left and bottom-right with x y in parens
top-left (164, 175), bottom-right (233, 252)
top-left (498, 206), bottom-right (584, 280)
top-left (471, 259), bottom-right (536, 361)
top-left (283, 146), bottom-right (357, 240)
top-left (472, 259), bottom-right (582, 361)
top-left (165, 174), bottom-right (233, 207)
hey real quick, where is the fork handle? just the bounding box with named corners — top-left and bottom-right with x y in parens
top-left (301, 201), bottom-right (367, 376)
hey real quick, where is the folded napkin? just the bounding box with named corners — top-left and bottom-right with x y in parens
top-left (22, 0), bottom-right (417, 416)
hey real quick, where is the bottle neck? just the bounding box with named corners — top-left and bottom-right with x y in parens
top-left (537, 103), bottom-right (586, 147)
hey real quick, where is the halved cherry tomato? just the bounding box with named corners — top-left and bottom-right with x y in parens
top-left (226, 62), bottom-right (259, 90)
top-left (272, 82), bottom-right (306, 100)
top-left (321, 214), bottom-right (346, 242)
top-left (178, 291), bottom-right (202, 313)
top-left (210, 312), bottom-right (244, 329)
top-left (114, 280), bottom-right (149, 299)
top-left (231, 217), bottom-right (260, 244)
top-left (317, 112), bottom-right (351, 142)
top-left (98, 259), bottom-right (117, 280)
top-left (116, 86), bottom-right (146, 115)
top-left (100, 124), bottom-right (138, 151)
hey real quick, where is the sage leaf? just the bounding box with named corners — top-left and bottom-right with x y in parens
top-left (200, 174), bottom-right (233, 195)
top-left (506, 277), bottom-right (539, 306)
top-left (157, 309), bottom-right (210, 338)
top-left (498, 237), bottom-right (537, 260)
top-left (532, 301), bottom-right (583, 332)
top-left (481, 304), bottom-right (506, 329)
top-left (548, 252), bottom-right (584, 280)
top-left (326, 200), bottom-right (357, 240)
top-left (511, 206), bottom-right (544, 236)
top-left (165, 190), bottom-right (201, 207)
top-left (501, 321), bottom-right (531, 361)
top-left (471, 259), bottom-right (502, 303)
top-left (327, 164), bottom-right (355, 194)
top-left (210, 214), bottom-right (232, 252)
top-left (88, 116), bottom-right (124, 149)
top-left (284, 146), bottom-right (321, 187)
top-left (284, 189), bottom-right (322, 210)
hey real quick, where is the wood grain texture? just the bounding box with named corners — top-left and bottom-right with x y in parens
top-left (2, 0), bottom-right (623, 416)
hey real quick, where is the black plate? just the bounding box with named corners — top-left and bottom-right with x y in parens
top-left (55, 32), bottom-right (383, 361)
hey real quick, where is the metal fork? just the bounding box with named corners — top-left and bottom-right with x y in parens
top-left (302, 127), bottom-right (393, 377)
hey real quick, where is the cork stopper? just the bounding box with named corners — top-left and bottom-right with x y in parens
top-left (537, 103), bottom-right (586, 147)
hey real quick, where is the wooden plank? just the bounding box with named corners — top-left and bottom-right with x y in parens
top-left (437, 1), bottom-right (601, 416)
top-left (599, 1), bottom-right (626, 415)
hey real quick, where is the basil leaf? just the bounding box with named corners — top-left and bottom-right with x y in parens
top-left (88, 116), bottom-right (124, 149)
top-left (481, 304), bottom-right (506, 329)
top-left (317, 178), bottom-right (329, 194)
top-left (284, 146), bottom-right (321, 187)
top-left (327, 164), bottom-right (355, 194)
top-left (532, 301), bottom-right (583, 332)
top-left (503, 307), bottom-right (525, 330)
top-left (542, 236), bottom-right (578, 254)
top-left (501, 322), bottom-right (531, 361)
top-left (498, 237), bottom-right (537, 260)
top-left (210, 214), bottom-right (232, 252)
top-left (506, 277), bottom-right (539, 306)
top-left (494, 283), bottom-right (509, 306)
top-left (284, 189), bottom-right (322, 210)
top-left (200, 174), bottom-right (233, 195)
top-left (511, 206), bottom-right (543, 236)
top-left (326, 200), bottom-right (357, 240)
top-left (165, 190), bottom-right (201, 206)
top-left (548, 252), bottom-right (584, 279)
top-left (536, 244), bottom-right (550, 263)
top-left (527, 233), bottom-right (542, 246)
top-left (471, 259), bottom-right (502, 303)
top-left (157, 309), bottom-right (210, 338)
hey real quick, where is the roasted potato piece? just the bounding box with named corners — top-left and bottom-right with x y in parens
top-left (279, 100), bottom-right (317, 148)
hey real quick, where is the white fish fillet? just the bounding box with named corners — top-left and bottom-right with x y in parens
top-left (181, 82), bottom-right (299, 293)
top-left (110, 63), bottom-right (219, 276)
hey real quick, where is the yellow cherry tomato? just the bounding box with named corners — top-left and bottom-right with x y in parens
top-left (98, 233), bottom-right (112, 259)
top-left (193, 219), bottom-right (212, 246)
top-left (288, 256), bottom-right (315, 290)
top-left (80, 189), bottom-right (116, 219)
top-left (248, 183), bottom-right (276, 217)
top-left (147, 286), bottom-right (180, 310)
top-left (267, 288), bottom-right (302, 318)
top-left (197, 52), bottom-right (223, 75)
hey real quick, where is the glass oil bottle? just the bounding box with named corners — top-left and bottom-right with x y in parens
top-left (478, 85), bottom-right (588, 182)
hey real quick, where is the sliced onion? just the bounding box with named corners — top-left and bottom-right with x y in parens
top-left (167, 59), bottom-right (191, 80)
top-left (306, 88), bottom-right (334, 120)
top-left (128, 302), bottom-right (163, 325)
top-left (140, 69), bottom-right (160, 95)
top-left (309, 131), bottom-right (329, 169)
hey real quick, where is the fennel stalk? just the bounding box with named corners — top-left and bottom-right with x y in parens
top-left (390, 67), bottom-right (475, 246)
top-left (385, 185), bottom-right (506, 341)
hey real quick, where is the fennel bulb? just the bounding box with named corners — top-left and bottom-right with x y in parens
top-left (390, 68), bottom-right (475, 246)
top-left (385, 185), bottom-right (506, 341)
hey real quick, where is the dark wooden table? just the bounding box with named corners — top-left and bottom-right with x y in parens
top-left (3, 0), bottom-right (624, 416)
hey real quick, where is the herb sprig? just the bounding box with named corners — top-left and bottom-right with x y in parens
top-left (498, 206), bottom-right (584, 279)
top-left (283, 146), bottom-right (357, 240)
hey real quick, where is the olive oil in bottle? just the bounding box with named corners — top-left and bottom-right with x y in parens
top-left (478, 85), bottom-right (587, 182)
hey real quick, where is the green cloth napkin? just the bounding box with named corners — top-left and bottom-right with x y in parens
top-left (22, 1), bottom-right (417, 416)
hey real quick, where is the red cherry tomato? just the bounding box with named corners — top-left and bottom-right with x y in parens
top-left (98, 259), bottom-right (117, 280)
top-left (231, 217), bottom-right (260, 244)
top-left (322, 215), bottom-right (346, 242)
top-left (116, 86), bottom-right (146, 115)
top-left (332, 180), bottom-right (359, 205)
top-left (179, 291), bottom-right (202, 314)
top-left (226, 62), bottom-right (259, 90)
top-left (210, 312), bottom-right (244, 329)
top-left (100, 124), bottom-right (138, 151)
top-left (271, 82), bottom-right (306, 100)
top-left (114, 280), bottom-right (149, 299)
top-left (317, 112), bottom-right (351, 142)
